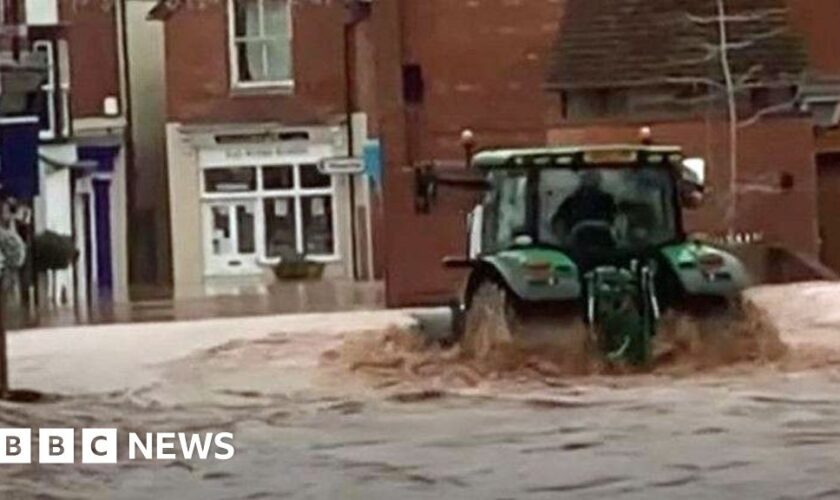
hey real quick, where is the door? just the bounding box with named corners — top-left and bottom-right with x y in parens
top-left (467, 205), bottom-right (484, 259)
top-left (818, 154), bottom-right (840, 273)
top-left (203, 201), bottom-right (260, 276)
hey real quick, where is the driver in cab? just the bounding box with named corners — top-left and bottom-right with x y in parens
top-left (552, 170), bottom-right (617, 246)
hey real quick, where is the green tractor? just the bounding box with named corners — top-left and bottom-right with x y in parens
top-left (425, 145), bottom-right (750, 367)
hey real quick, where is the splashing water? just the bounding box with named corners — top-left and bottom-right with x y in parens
top-left (322, 302), bottom-right (794, 392)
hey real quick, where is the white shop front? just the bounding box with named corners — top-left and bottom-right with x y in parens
top-left (197, 139), bottom-right (352, 287)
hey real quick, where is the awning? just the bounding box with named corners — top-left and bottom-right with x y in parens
top-left (0, 116), bottom-right (40, 200)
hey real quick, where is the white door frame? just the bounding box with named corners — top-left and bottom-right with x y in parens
top-left (202, 199), bottom-right (261, 276)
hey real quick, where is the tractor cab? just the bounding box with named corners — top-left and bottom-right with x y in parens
top-left (470, 146), bottom-right (704, 271)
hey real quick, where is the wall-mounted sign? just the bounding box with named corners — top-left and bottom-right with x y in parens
top-left (318, 157), bottom-right (364, 175)
top-left (199, 144), bottom-right (335, 168)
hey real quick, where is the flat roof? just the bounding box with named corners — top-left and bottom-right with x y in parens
top-left (472, 144), bottom-right (683, 169)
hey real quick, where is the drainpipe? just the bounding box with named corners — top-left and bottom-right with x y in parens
top-left (343, 24), bottom-right (357, 280)
top-left (343, 6), bottom-right (364, 281)
top-left (115, 0), bottom-right (136, 298)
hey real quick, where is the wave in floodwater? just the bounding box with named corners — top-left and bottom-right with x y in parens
top-left (320, 304), bottom-right (812, 391)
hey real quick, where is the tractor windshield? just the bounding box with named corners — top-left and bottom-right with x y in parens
top-left (482, 170), bottom-right (529, 253)
top-left (539, 167), bottom-right (678, 251)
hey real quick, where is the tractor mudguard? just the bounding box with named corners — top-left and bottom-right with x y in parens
top-left (660, 242), bottom-right (750, 297)
top-left (469, 248), bottom-right (582, 302)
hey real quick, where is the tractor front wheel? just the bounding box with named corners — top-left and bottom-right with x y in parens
top-left (461, 281), bottom-right (517, 359)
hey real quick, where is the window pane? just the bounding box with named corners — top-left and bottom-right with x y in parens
top-left (236, 41), bottom-right (267, 82)
top-left (204, 168), bottom-right (256, 193)
top-left (264, 0), bottom-right (291, 81)
top-left (265, 38), bottom-right (292, 81)
top-left (263, 165), bottom-right (293, 190)
top-left (483, 171), bottom-right (527, 252)
top-left (264, 198), bottom-right (297, 258)
top-left (302, 195), bottom-right (334, 255)
top-left (233, 0), bottom-right (259, 38)
top-left (37, 90), bottom-right (53, 136)
top-left (211, 205), bottom-right (232, 255)
top-left (33, 42), bottom-right (55, 136)
top-left (236, 204), bottom-right (256, 254)
top-left (263, 0), bottom-right (288, 34)
top-left (538, 168), bottom-right (677, 250)
top-left (299, 163), bottom-right (331, 189)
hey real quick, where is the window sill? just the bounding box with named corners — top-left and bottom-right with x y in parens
top-left (258, 255), bottom-right (341, 267)
top-left (230, 81), bottom-right (295, 97)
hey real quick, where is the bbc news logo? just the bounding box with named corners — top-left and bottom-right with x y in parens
top-left (0, 429), bottom-right (235, 464)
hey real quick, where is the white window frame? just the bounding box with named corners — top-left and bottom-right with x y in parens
top-left (33, 40), bottom-right (56, 140)
top-left (200, 160), bottom-right (339, 263)
top-left (227, 0), bottom-right (294, 91)
top-left (32, 39), bottom-right (71, 140)
top-left (57, 39), bottom-right (71, 138)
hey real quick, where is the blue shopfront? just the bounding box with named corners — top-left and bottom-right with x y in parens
top-left (78, 145), bottom-right (120, 300)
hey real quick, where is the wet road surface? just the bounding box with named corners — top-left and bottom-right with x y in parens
top-left (5, 280), bottom-right (385, 330)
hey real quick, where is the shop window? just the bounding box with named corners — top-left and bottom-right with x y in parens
top-left (302, 195), bottom-right (334, 255)
top-left (264, 197), bottom-right (297, 257)
top-left (230, 0), bottom-right (293, 88)
top-left (261, 163), bottom-right (335, 257)
top-left (263, 164), bottom-right (294, 190)
top-left (299, 163), bottom-right (330, 188)
top-left (202, 162), bottom-right (336, 261)
top-left (204, 167), bottom-right (257, 193)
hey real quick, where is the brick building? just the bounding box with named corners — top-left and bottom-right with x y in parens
top-left (547, 0), bottom-right (840, 273)
top-left (353, 0), bottom-right (840, 306)
top-left (156, 0), bottom-right (377, 298)
top-left (1, 0), bottom-right (131, 309)
top-left (352, 0), bottom-right (567, 306)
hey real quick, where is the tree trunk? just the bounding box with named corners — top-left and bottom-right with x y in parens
top-left (716, 0), bottom-right (739, 234)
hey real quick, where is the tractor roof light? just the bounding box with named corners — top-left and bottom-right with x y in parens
top-left (639, 126), bottom-right (653, 145)
top-left (460, 129), bottom-right (476, 148)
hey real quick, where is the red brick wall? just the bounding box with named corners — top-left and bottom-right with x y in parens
top-left (400, 0), bottom-right (564, 160)
top-left (366, 0), bottom-right (566, 306)
top-left (164, 1), bottom-right (346, 124)
top-left (59, 0), bottom-right (120, 118)
top-left (790, 0), bottom-right (840, 76)
top-left (548, 118), bottom-right (820, 256)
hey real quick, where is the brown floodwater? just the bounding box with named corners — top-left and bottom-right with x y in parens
top-left (4, 294), bottom-right (840, 499)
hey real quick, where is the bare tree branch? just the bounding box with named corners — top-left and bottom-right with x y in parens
top-left (686, 8), bottom-right (788, 25)
top-left (664, 76), bottom-right (727, 90)
top-left (714, 0), bottom-right (739, 232)
top-left (726, 27), bottom-right (789, 50)
top-left (735, 64), bottom-right (764, 86)
top-left (737, 97), bottom-right (800, 128)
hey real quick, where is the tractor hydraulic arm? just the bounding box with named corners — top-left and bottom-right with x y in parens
top-left (413, 161), bottom-right (489, 214)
